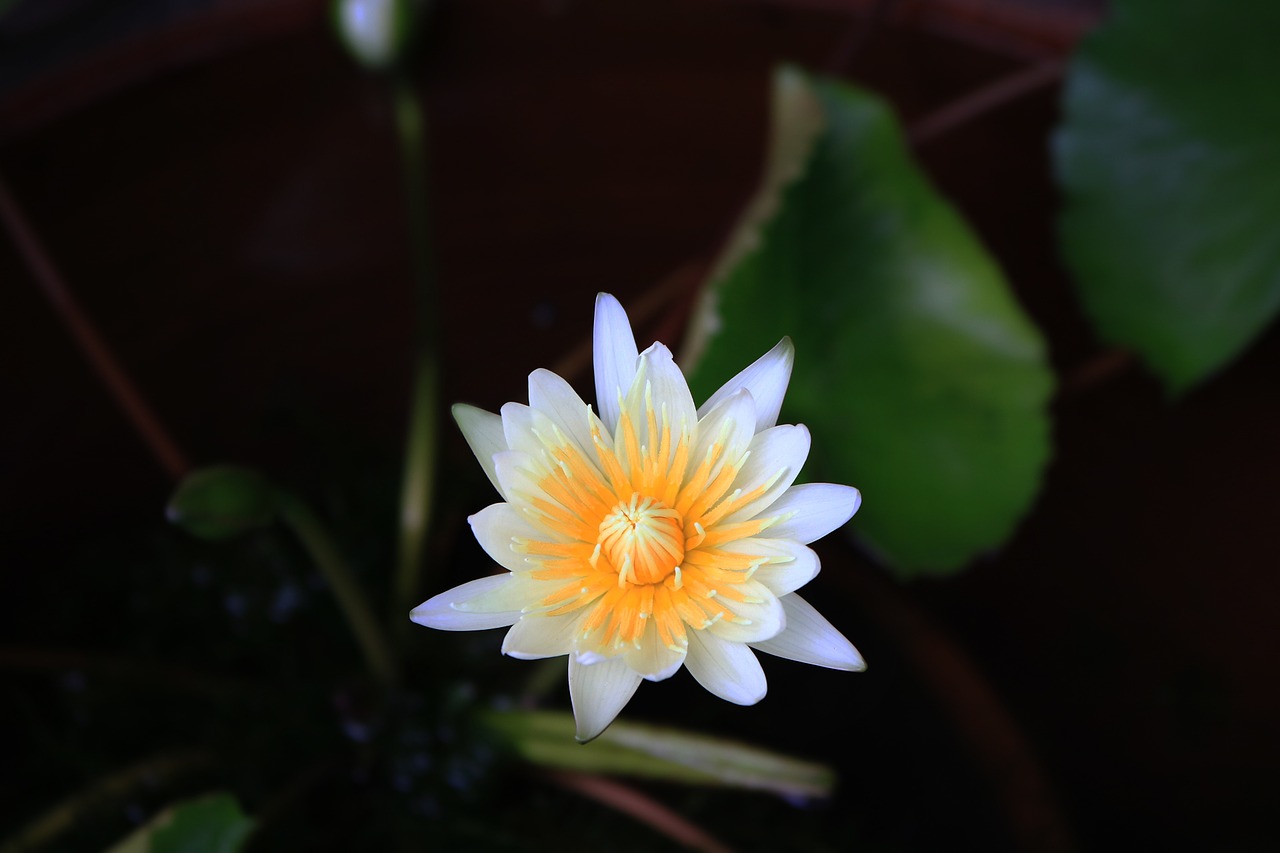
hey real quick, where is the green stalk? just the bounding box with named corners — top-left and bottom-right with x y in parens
top-left (276, 491), bottom-right (398, 686)
top-left (391, 72), bottom-right (440, 630)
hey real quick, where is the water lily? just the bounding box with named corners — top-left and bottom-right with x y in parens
top-left (413, 293), bottom-right (865, 741)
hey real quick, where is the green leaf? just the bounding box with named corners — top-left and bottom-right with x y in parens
top-left (1056, 0), bottom-right (1280, 391)
top-left (166, 466), bottom-right (278, 541)
top-left (481, 710), bottom-right (834, 799)
top-left (685, 67), bottom-right (1054, 576)
top-left (106, 793), bottom-right (254, 853)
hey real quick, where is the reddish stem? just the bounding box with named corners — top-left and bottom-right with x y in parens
top-left (828, 558), bottom-right (1075, 852)
top-left (541, 769), bottom-right (736, 853)
top-left (824, 0), bottom-right (898, 74)
top-left (1062, 348), bottom-right (1135, 396)
top-left (0, 175), bottom-right (189, 481)
top-left (548, 262), bottom-right (707, 384)
top-left (751, 0), bottom-right (1099, 60)
top-left (909, 59), bottom-right (1066, 147)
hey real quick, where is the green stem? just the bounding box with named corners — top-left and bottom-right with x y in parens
top-left (276, 491), bottom-right (398, 686)
top-left (390, 72), bottom-right (440, 628)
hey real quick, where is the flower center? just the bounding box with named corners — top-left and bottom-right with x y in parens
top-left (597, 494), bottom-right (685, 586)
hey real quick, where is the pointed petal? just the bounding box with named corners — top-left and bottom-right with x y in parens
top-left (751, 593), bottom-right (865, 671)
top-left (502, 611), bottom-right (582, 659)
top-left (528, 368), bottom-right (597, 460)
top-left (453, 573), bottom-right (542, 612)
top-left (706, 580), bottom-right (785, 644)
top-left (622, 620), bottom-right (688, 681)
top-left (698, 337), bottom-right (795, 431)
top-left (684, 629), bottom-right (767, 705)
top-left (691, 388), bottom-right (757, 485)
top-left (637, 343), bottom-right (696, 435)
top-left (616, 343), bottom-right (696, 461)
top-left (499, 402), bottom-right (541, 460)
top-left (723, 425), bottom-right (811, 523)
top-left (452, 404), bottom-right (507, 496)
top-left (469, 503), bottom-right (546, 573)
top-left (720, 537), bottom-right (820, 596)
top-left (569, 655), bottom-right (643, 742)
top-left (593, 293), bottom-right (639, 435)
top-left (410, 575), bottom-right (523, 631)
top-left (499, 402), bottom-right (609, 502)
top-left (758, 483), bottom-right (862, 544)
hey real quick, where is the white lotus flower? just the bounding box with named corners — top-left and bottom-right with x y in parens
top-left (413, 293), bottom-right (865, 741)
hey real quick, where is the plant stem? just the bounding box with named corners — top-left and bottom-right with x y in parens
top-left (390, 72), bottom-right (440, 629)
top-left (541, 769), bottom-right (736, 853)
top-left (908, 59), bottom-right (1065, 147)
top-left (828, 555), bottom-right (1075, 853)
top-left (0, 174), bottom-right (188, 480)
top-left (276, 491), bottom-right (398, 686)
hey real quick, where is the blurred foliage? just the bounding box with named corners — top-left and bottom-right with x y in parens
top-left (482, 710), bottom-right (833, 798)
top-left (166, 467), bottom-right (278, 542)
top-left (106, 794), bottom-right (253, 853)
top-left (1057, 0), bottom-right (1280, 392)
top-left (686, 68), bottom-right (1054, 577)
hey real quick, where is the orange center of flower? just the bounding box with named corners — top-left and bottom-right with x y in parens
top-left (598, 495), bottom-right (685, 585)
top-left (509, 381), bottom-right (789, 659)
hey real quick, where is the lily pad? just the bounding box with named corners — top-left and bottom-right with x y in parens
top-left (685, 68), bottom-right (1054, 576)
top-left (1056, 0), bottom-right (1280, 391)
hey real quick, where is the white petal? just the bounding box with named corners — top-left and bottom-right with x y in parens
top-left (452, 404), bottom-right (507, 496)
top-left (528, 368), bottom-right (597, 460)
top-left (751, 593), bottom-right (865, 671)
top-left (499, 402), bottom-right (542, 460)
top-left (593, 293), bottom-right (639, 435)
top-left (697, 337), bottom-right (794, 431)
top-left (723, 424), bottom-right (811, 524)
top-left (684, 629), bottom-right (767, 705)
top-left (705, 580), bottom-right (785, 644)
top-left (502, 611), bottom-right (582, 659)
top-left (757, 483), bottom-right (862, 544)
top-left (469, 503), bottom-right (546, 573)
top-left (690, 388), bottom-right (757, 486)
top-left (569, 654), bottom-right (643, 742)
top-left (641, 342), bottom-right (698, 436)
top-left (620, 344), bottom-right (697, 469)
top-left (719, 537), bottom-right (820, 596)
top-left (410, 575), bottom-right (523, 631)
top-left (454, 574), bottom-right (543, 612)
top-left (492, 451), bottom-right (565, 533)
top-left (622, 620), bottom-right (688, 682)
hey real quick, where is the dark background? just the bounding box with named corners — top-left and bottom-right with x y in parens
top-left (3, 1), bottom-right (1276, 850)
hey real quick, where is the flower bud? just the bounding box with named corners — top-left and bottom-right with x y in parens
top-left (332, 0), bottom-right (426, 71)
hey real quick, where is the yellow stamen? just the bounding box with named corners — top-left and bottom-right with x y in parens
top-left (519, 381), bottom-right (778, 662)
